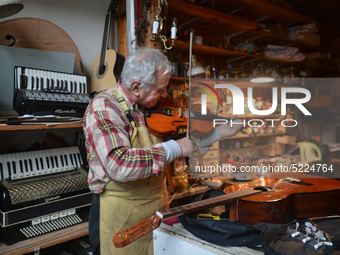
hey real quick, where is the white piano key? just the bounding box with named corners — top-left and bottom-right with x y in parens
top-left (76, 151), bottom-right (83, 167)
top-left (2, 154), bottom-right (9, 179)
top-left (50, 72), bottom-right (55, 89)
top-left (73, 75), bottom-right (78, 93)
top-left (0, 154), bottom-right (6, 180)
top-left (57, 72), bottom-right (63, 90)
top-left (33, 150), bottom-right (42, 171)
top-left (40, 149), bottom-right (51, 171)
top-left (76, 75), bottom-right (81, 93)
top-left (49, 148), bottom-right (60, 169)
top-left (42, 71), bottom-right (48, 90)
top-left (20, 152), bottom-right (31, 173)
top-left (60, 73), bottom-right (68, 91)
top-left (30, 151), bottom-right (38, 171)
top-left (36, 70), bottom-right (41, 90)
top-left (46, 71), bottom-right (51, 90)
top-left (81, 76), bottom-right (87, 93)
top-left (54, 72), bottom-right (59, 90)
top-left (27, 68), bottom-right (32, 90)
top-left (67, 74), bottom-right (73, 93)
top-left (16, 67), bottom-right (22, 89)
top-left (6, 154), bottom-right (14, 177)
top-left (31, 69), bottom-right (37, 90)
top-left (65, 147), bottom-right (78, 167)
top-left (55, 148), bottom-right (66, 169)
top-left (61, 73), bottom-right (69, 91)
top-left (9, 153), bottom-right (17, 175)
top-left (12, 152), bottom-right (21, 175)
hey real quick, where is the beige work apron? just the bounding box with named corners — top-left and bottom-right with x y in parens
top-left (99, 89), bottom-right (169, 255)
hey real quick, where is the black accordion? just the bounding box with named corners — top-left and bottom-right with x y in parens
top-left (0, 146), bottom-right (92, 245)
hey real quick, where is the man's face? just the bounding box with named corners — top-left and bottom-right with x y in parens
top-left (138, 70), bottom-right (170, 108)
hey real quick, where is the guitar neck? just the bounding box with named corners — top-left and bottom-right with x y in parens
top-left (159, 188), bottom-right (261, 219)
top-left (99, 12), bottom-right (111, 67)
top-left (112, 188), bottom-right (262, 248)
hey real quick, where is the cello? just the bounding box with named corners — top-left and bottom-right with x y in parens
top-left (113, 174), bottom-right (340, 248)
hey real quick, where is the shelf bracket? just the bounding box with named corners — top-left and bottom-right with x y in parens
top-left (255, 15), bottom-right (272, 23)
top-left (230, 7), bottom-right (246, 15)
top-left (34, 247), bottom-right (40, 255)
top-left (227, 30), bottom-right (247, 45)
top-left (179, 17), bottom-right (198, 29)
top-left (230, 56), bottom-right (247, 62)
top-left (241, 58), bottom-right (260, 66)
top-left (246, 35), bottom-right (266, 44)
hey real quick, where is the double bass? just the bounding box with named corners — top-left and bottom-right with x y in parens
top-left (113, 174), bottom-right (340, 248)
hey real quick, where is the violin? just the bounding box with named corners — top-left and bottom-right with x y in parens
top-left (145, 97), bottom-right (188, 136)
top-left (145, 96), bottom-right (230, 136)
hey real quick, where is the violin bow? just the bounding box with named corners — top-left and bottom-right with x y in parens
top-left (187, 28), bottom-right (194, 138)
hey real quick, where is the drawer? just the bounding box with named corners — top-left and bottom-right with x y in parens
top-left (202, 150), bottom-right (219, 160)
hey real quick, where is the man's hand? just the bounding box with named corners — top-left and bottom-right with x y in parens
top-left (217, 116), bottom-right (243, 138)
top-left (176, 137), bottom-right (193, 158)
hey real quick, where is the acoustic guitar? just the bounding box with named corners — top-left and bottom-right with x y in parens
top-left (90, 0), bottom-right (125, 93)
top-left (113, 174), bottom-right (340, 248)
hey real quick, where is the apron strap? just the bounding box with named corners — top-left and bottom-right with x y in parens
top-left (112, 88), bottom-right (139, 127)
top-left (111, 87), bottom-right (139, 145)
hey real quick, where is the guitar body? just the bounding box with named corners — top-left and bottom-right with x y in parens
top-left (89, 0), bottom-right (124, 93)
top-left (223, 176), bottom-right (340, 225)
top-left (90, 49), bottom-right (117, 93)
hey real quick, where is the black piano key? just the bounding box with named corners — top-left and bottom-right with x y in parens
top-left (64, 155), bottom-right (68, 166)
top-left (76, 153), bottom-right (82, 166)
top-left (7, 161), bottom-right (12, 177)
top-left (29, 159), bottom-right (33, 172)
top-left (0, 163), bottom-right (4, 180)
top-left (69, 154), bottom-right (74, 166)
top-left (24, 160), bottom-right (29, 172)
top-left (45, 156), bottom-right (50, 169)
top-left (60, 155), bottom-right (64, 167)
top-left (54, 156), bottom-right (58, 168)
top-left (40, 77), bottom-right (44, 90)
top-left (19, 160), bottom-right (23, 174)
top-left (49, 156), bottom-right (54, 168)
top-left (40, 157), bottom-right (44, 170)
top-left (73, 153), bottom-right (79, 167)
top-left (36, 77), bottom-right (39, 90)
top-left (35, 158), bottom-right (40, 170)
top-left (11, 161), bottom-right (16, 174)
top-left (83, 83), bottom-right (86, 94)
top-left (31, 76), bottom-right (35, 90)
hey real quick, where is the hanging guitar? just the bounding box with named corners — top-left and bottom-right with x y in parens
top-left (90, 0), bottom-right (125, 93)
top-left (113, 174), bottom-right (340, 248)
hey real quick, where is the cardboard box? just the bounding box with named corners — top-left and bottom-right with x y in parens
top-left (262, 143), bottom-right (286, 156)
top-left (262, 0), bottom-right (295, 11)
top-left (276, 136), bottom-right (297, 144)
top-left (269, 23), bottom-right (289, 38)
top-left (302, 32), bottom-right (321, 46)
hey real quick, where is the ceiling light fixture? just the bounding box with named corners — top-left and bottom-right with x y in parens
top-left (0, 0), bottom-right (23, 19)
top-left (250, 62), bottom-right (274, 83)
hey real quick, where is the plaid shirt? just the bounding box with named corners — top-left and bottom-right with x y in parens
top-left (83, 82), bottom-right (166, 194)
